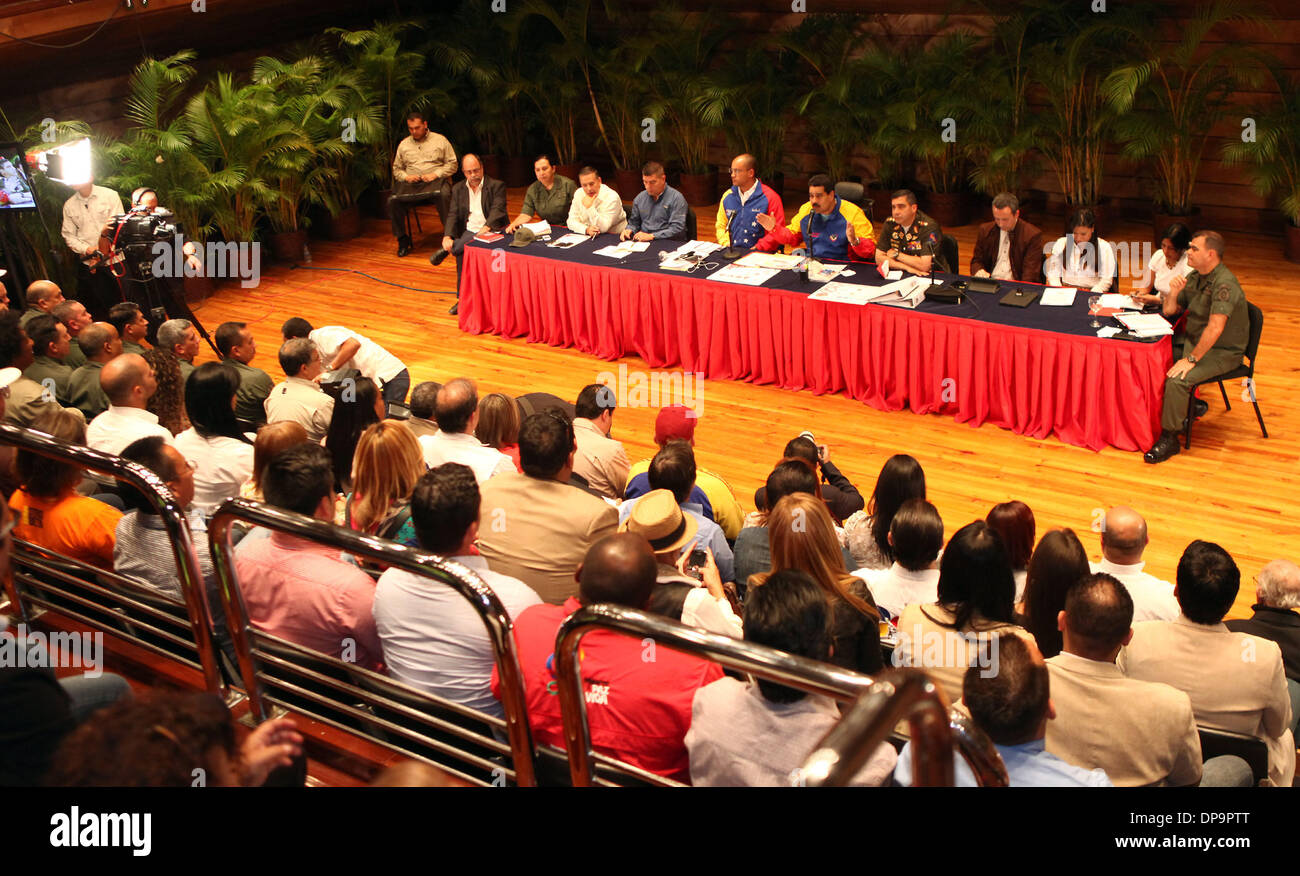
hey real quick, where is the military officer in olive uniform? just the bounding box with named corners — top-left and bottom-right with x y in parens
top-left (1144, 231), bottom-right (1250, 463)
top-left (874, 189), bottom-right (948, 275)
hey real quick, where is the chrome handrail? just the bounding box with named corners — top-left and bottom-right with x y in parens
top-left (554, 603), bottom-right (883, 787)
top-left (0, 423), bottom-right (225, 698)
top-left (208, 497), bottom-right (538, 787)
top-left (798, 669), bottom-right (1007, 787)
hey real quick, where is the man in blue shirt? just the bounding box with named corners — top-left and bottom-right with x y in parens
top-left (621, 161), bottom-right (689, 242)
top-left (895, 633), bottom-right (1112, 787)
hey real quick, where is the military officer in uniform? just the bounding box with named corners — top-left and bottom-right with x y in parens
top-left (1144, 231), bottom-right (1250, 464)
top-left (874, 189), bottom-right (948, 275)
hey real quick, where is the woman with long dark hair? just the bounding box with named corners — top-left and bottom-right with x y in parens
top-left (1133, 221), bottom-right (1192, 306)
top-left (173, 362), bottom-right (254, 515)
top-left (324, 376), bottom-right (384, 494)
top-left (986, 500), bottom-right (1036, 602)
top-left (1020, 528), bottom-right (1089, 658)
top-left (845, 454), bottom-right (926, 570)
top-left (1045, 207), bottom-right (1117, 293)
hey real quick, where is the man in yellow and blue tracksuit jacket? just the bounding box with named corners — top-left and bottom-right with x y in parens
top-left (715, 154), bottom-right (785, 252)
top-left (758, 173), bottom-right (875, 262)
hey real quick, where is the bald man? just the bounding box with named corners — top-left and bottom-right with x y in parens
top-left (1090, 506), bottom-right (1179, 622)
top-left (491, 532), bottom-right (724, 782)
top-left (51, 300), bottom-right (91, 369)
top-left (431, 153), bottom-right (507, 316)
top-left (1228, 560), bottom-right (1300, 692)
top-left (19, 281), bottom-right (65, 331)
top-left (418, 377), bottom-right (513, 484)
top-left (67, 322), bottom-right (121, 421)
top-left (85, 353), bottom-right (173, 457)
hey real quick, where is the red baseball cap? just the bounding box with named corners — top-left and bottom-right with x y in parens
top-left (655, 405), bottom-right (697, 445)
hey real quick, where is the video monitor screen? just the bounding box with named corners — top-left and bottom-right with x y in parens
top-left (0, 143), bottom-right (38, 210)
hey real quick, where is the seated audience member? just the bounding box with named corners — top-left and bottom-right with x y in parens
top-left (492, 533), bottom-right (723, 782)
top-left (66, 322), bottom-right (121, 421)
top-left (1045, 208), bottom-right (1116, 293)
top-left (373, 464), bottom-right (541, 718)
top-left (624, 405), bottom-right (740, 540)
top-left (514, 391), bottom-right (575, 422)
top-left (896, 634), bottom-right (1112, 787)
top-left (476, 412), bottom-right (618, 604)
top-left (623, 489), bottom-right (742, 638)
top-left (155, 318), bottom-right (199, 383)
top-left (173, 363), bottom-right (255, 516)
top-left (1046, 573), bottom-right (1204, 787)
top-left (404, 381), bottom-right (442, 439)
top-left (566, 166), bottom-right (627, 237)
top-left (46, 691), bottom-right (302, 787)
top-left (1089, 506), bottom-right (1179, 622)
top-left (571, 383), bottom-right (630, 501)
top-left (619, 440), bottom-right (734, 583)
top-left (51, 300), bottom-right (91, 369)
top-left (142, 348), bottom-right (186, 435)
top-left (234, 444), bottom-right (382, 669)
top-left (986, 500), bottom-right (1035, 603)
top-left (1021, 528), bottom-right (1089, 659)
top-left (969, 191), bottom-right (1046, 282)
top-left (754, 433), bottom-right (864, 524)
top-left (895, 521), bottom-right (1031, 703)
top-left (265, 337), bottom-right (334, 441)
top-left (419, 378), bottom-right (513, 484)
top-left (240, 421), bottom-right (309, 502)
top-left (107, 302), bottom-right (150, 356)
top-left (734, 459), bottom-right (857, 589)
top-left (22, 314), bottom-right (73, 405)
top-left (1226, 559), bottom-right (1300, 685)
top-left (751, 493), bottom-right (882, 675)
top-left (324, 376), bottom-right (384, 494)
top-left (1132, 222), bottom-right (1192, 306)
top-left (18, 280), bottom-right (64, 330)
top-left (281, 317), bottom-right (410, 406)
top-left (86, 354), bottom-right (172, 456)
top-left (345, 421), bottom-right (424, 546)
top-left (10, 408), bottom-right (121, 568)
top-left (215, 321), bottom-right (273, 427)
top-left (1, 309), bottom-right (76, 428)
top-left (1120, 540), bottom-right (1295, 786)
top-left (844, 454), bottom-right (926, 570)
top-left (688, 569), bottom-right (897, 787)
top-left (858, 498), bottom-right (943, 621)
top-left (475, 391), bottom-right (522, 472)
top-left (755, 174), bottom-right (875, 261)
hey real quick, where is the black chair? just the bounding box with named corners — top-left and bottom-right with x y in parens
top-left (684, 207), bottom-right (697, 241)
top-left (1182, 302), bottom-right (1267, 450)
top-left (1197, 726), bottom-right (1269, 786)
top-left (834, 181), bottom-right (873, 216)
top-left (940, 234), bottom-right (958, 275)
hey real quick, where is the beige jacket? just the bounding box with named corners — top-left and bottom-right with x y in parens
top-left (572, 417), bottom-right (630, 502)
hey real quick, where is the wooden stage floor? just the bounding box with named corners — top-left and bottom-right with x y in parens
top-left (185, 192), bottom-right (1300, 621)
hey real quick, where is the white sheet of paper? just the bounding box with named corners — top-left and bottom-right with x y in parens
top-left (1098, 293), bottom-right (1141, 310)
top-left (522, 220), bottom-right (552, 236)
top-left (1096, 326), bottom-right (1122, 338)
top-left (736, 252), bottom-right (805, 270)
top-left (707, 264), bottom-right (780, 286)
top-left (886, 270), bottom-right (903, 280)
top-left (1039, 287), bottom-right (1078, 306)
top-left (549, 233), bottom-right (589, 248)
top-left (593, 245), bottom-right (633, 259)
top-left (808, 282), bottom-right (873, 305)
top-left (1114, 312), bottom-right (1175, 336)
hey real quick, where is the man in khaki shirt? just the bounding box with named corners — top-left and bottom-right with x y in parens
top-left (265, 338), bottom-right (334, 441)
top-left (571, 383), bottom-right (630, 502)
top-left (1046, 573), bottom-right (1203, 786)
top-left (1119, 540), bottom-right (1295, 786)
top-left (391, 112), bottom-right (457, 257)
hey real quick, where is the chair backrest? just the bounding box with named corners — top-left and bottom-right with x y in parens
top-left (1244, 301), bottom-right (1264, 370)
top-left (0, 423), bottom-right (231, 701)
top-left (835, 181), bottom-right (868, 212)
top-left (208, 497), bottom-right (539, 786)
top-left (941, 234), bottom-right (959, 275)
top-left (684, 206), bottom-right (698, 241)
top-left (1197, 725), bottom-right (1268, 785)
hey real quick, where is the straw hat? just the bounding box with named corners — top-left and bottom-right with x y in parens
top-left (619, 489), bottom-right (697, 554)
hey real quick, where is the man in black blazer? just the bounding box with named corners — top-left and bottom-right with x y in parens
top-left (1226, 559), bottom-right (1300, 690)
top-left (430, 153), bottom-right (508, 315)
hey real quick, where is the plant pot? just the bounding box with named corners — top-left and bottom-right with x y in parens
top-left (924, 191), bottom-right (968, 228)
top-left (481, 154), bottom-right (501, 180)
top-left (1285, 222), bottom-right (1300, 264)
top-left (614, 169), bottom-right (642, 200)
top-left (324, 204), bottom-right (362, 241)
top-left (677, 171), bottom-right (718, 207)
top-left (503, 156), bottom-right (532, 188)
top-left (1152, 206), bottom-right (1199, 244)
top-left (268, 229), bottom-right (309, 263)
top-left (556, 162), bottom-right (581, 182)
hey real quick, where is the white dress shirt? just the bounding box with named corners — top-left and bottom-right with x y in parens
top-left (566, 183), bottom-right (628, 235)
top-left (856, 562), bottom-right (940, 621)
top-left (173, 428), bottom-right (255, 515)
top-left (992, 228), bottom-right (1014, 280)
top-left (309, 326), bottom-right (406, 385)
top-left (1090, 558), bottom-right (1180, 622)
top-left (372, 554), bottom-right (542, 718)
top-left (466, 181), bottom-right (486, 234)
top-left (419, 430), bottom-right (514, 485)
top-left (1046, 236), bottom-right (1117, 293)
top-left (61, 185), bottom-right (124, 257)
top-left (1142, 249), bottom-right (1190, 295)
top-left (265, 376), bottom-right (335, 441)
top-left (86, 405), bottom-right (173, 457)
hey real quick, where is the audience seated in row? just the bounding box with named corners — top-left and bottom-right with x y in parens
top-left (420, 378), bottom-right (514, 484)
top-left (344, 420), bottom-right (423, 546)
top-left (173, 363), bottom-right (254, 516)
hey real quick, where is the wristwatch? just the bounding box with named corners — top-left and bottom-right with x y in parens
top-left (1187, 354), bottom-right (1198, 364)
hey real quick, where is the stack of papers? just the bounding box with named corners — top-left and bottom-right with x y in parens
top-left (736, 252), bottom-right (805, 270)
top-left (706, 264), bottom-right (780, 286)
top-left (671, 240), bottom-right (722, 258)
top-left (549, 233), bottom-right (589, 249)
top-left (808, 282), bottom-right (873, 305)
top-left (805, 260), bottom-right (846, 283)
top-left (1098, 293), bottom-right (1142, 310)
top-left (869, 276), bottom-right (931, 308)
top-left (522, 220), bottom-right (552, 236)
top-left (1039, 287), bottom-right (1078, 306)
top-left (592, 240), bottom-right (650, 259)
top-left (1114, 313), bottom-right (1174, 337)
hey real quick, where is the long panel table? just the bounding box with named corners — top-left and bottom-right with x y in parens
top-left (458, 233), bottom-right (1172, 452)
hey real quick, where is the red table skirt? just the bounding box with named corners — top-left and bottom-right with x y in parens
top-left (459, 246), bottom-right (1172, 452)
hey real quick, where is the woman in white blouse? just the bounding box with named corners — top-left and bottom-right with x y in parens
top-left (173, 362), bottom-right (256, 515)
top-left (1132, 222), bottom-right (1192, 307)
top-left (1045, 208), bottom-right (1116, 293)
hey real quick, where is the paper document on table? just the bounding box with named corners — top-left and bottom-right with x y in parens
top-left (593, 244), bottom-right (634, 259)
top-left (805, 260), bottom-right (846, 283)
top-left (1114, 312), bottom-right (1175, 336)
top-left (522, 220), bottom-right (552, 236)
top-left (736, 251), bottom-right (805, 270)
top-left (672, 240), bottom-right (722, 258)
top-left (808, 282), bottom-right (873, 305)
top-left (549, 233), bottom-right (589, 248)
top-left (869, 276), bottom-right (930, 308)
top-left (626, 241), bottom-right (651, 251)
top-left (1096, 326), bottom-right (1122, 338)
top-left (1099, 293), bottom-right (1142, 310)
top-left (707, 264), bottom-right (780, 286)
top-left (1039, 287), bottom-right (1078, 306)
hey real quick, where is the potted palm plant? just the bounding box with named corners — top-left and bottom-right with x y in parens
top-left (593, 45), bottom-right (655, 194)
top-left (308, 62), bottom-right (383, 240)
top-left (785, 14), bottom-right (871, 189)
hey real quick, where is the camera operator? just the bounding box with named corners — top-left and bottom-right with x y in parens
top-left (60, 176), bottom-right (123, 319)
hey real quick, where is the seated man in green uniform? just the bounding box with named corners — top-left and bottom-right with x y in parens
top-left (874, 188), bottom-right (948, 275)
top-left (22, 314), bottom-right (74, 405)
top-left (1144, 231), bottom-right (1250, 464)
top-left (504, 154), bottom-right (577, 233)
top-left (215, 320), bottom-right (273, 428)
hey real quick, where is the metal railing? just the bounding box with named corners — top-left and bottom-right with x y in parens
top-left (798, 670), bottom-right (1009, 787)
top-left (553, 603), bottom-right (990, 787)
top-left (208, 497), bottom-right (538, 787)
top-left (0, 423), bottom-right (228, 700)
